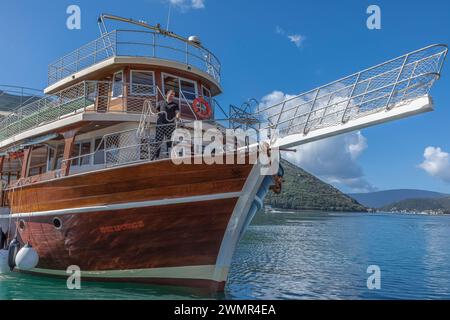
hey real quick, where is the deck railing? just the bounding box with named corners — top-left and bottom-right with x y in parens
top-left (0, 85), bottom-right (42, 113)
top-left (254, 44), bottom-right (448, 137)
top-left (0, 81), bottom-right (218, 143)
top-left (47, 29), bottom-right (221, 85)
top-left (59, 121), bottom-right (258, 176)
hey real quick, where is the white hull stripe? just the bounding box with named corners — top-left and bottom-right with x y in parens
top-left (0, 192), bottom-right (242, 219)
top-left (26, 265), bottom-right (229, 282)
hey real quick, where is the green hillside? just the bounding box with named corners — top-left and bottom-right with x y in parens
top-left (381, 197), bottom-right (450, 214)
top-left (265, 159), bottom-right (368, 212)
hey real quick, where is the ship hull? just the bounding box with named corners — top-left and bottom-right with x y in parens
top-left (3, 158), bottom-right (269, 292)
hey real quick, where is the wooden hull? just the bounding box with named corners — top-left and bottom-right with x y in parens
top-left (4, 159), bottom-right (266, 292)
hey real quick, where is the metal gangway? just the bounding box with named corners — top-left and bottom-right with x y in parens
top-left (251, 44), bottom-right (447, 149)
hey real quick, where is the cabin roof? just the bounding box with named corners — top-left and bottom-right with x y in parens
top-left (46, 29), bottom-right (222, 94)
top-left (45, 56), bottom-right (222, 96)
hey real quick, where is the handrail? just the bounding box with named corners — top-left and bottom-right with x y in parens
top-left (0, 85), bottom-right (43, 109)
top-left (0, 80), bottom-right (220, 144)
top-left (0, 81), bottom-right (157, 142)
top-left (255, 44), bottom-right (447, 137)
top-left (59, 120), bottom-right (256, 175)
top-left (48, 29), bottom-right (221, 85)
top-left (257, 44), bottom-right (447, 114)
top-left (179, 89), bottom-right (198, 120)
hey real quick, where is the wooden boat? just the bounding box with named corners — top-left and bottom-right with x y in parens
top-left (0, 14), bottom-right (447, 292)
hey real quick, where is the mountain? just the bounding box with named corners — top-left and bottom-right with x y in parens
top-left (349, 189), bottom-right (449, 209)
top-left (381, 197), bottom-right (450, 215)
top-left (0, 89), bottom-right (41, 120)
top-left (0, 90), bottom-right (35, 111)
top-left (265, 159), bottom-right (367, 212)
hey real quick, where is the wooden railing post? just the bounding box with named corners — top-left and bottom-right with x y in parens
top-left (60, 129), bottom-right (79, 176)
top-left (21, 148), bottom-right (32, 179)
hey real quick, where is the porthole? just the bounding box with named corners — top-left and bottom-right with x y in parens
top-left (18, 220), bottom-right (25, 230)
top-left (53, 217), bottom-right (62, 230)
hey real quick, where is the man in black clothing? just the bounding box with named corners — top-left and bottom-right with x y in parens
top-left (152, 90), bottom-right (180, 159)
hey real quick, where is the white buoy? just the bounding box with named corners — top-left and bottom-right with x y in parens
top-left (15, 244), bottom-right (39, 270)
top-left (0, 249), bottom-right (10, 273)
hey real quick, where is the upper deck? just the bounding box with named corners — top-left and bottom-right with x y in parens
top-left (46, 28), bottom-right (222, 94)
top-left (0, 18), bottom-right (225, 149)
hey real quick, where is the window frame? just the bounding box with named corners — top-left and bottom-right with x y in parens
top-left (130, 70), bottom-right (156, 96)
top-left (202, 85), bottom-right (212, 99)
top-left (161, 72), bottom-right (198, 102)
top-left (93, 137), bottom-right (105, 165)
top-left (111, 70), bottom-right (124, 98)
top-left (70, 139), bottom-right (93, 167)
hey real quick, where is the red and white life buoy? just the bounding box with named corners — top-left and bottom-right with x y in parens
top-left (192, 97), bottom-right (212, 120)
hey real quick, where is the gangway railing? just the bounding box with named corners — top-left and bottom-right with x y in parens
top-left (255, 44), bottom-right (448, 139)
top-left (0, 85), bottom-right (42, 110)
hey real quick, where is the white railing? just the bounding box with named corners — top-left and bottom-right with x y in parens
top-left (47, 29), bottom-right (221, 85)
top-left (0, 85), bottom-right (42, 109)
top-left (59, 120), bottom-right (259, 176)
top-left (255, 44), bottom-right (448, 137)
top-left (0, 81), bottom-right (218, 143)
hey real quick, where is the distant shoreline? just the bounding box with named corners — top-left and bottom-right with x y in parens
top-left (265, 207), bottom-right (450, 216)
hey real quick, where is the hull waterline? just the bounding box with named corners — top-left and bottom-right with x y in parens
top-left (1, 158), bottom-right (271, 292)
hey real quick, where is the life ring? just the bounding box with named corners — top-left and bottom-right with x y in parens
top-left (192, 97), bottom-right (212, 120)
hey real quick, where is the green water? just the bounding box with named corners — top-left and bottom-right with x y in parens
top-left (1, 211), bottom-right (450, 300)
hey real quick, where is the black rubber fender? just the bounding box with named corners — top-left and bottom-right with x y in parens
top-left (8, 238), bottom-right (20, 271)
top-left (0, 229), bottom-right (6, 249)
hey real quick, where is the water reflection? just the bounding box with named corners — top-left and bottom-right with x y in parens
top-left (1, 211), bottom-right (450, 300)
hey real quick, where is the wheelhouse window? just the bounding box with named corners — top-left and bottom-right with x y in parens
top-left (180, 79), bottom-right (196, 101)
top-left (70, 141), bottom-right (92, 167)
top-left (202, 85), bottom-right (212, 106)
top-left (48, 144), bottom-right (64, 171)
top-left (163, 75), bottom-right (180, 98)
top-left (202, 86), bottom-right (211, 99)
top-left (112, 71), bottom-right (123, 98)
top-left (162, 73), bottom-right (198, 101)
top-left (130, 70), bottom-right (155, 96)
top-left (28, 146), bottom-right (48, 177)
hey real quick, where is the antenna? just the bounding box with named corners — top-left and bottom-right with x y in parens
top-left (97, 15), bottom-right (114, 57)
top-left (97, 15), bottom-right (109, 36)
top-left (166, 3), bottom-right (172, 32)
top-left (97, 14), bottom-right (210, 51)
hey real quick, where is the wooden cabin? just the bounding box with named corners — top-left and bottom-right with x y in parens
top-left (0, 21), bottom-right (223, 206)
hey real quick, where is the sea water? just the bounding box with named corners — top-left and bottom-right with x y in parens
top-left (1, 212), bottom-right (450, 300)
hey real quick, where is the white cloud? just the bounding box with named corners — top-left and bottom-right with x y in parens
top-left (191, 0), bottom-right (205, 9)
top-left (275, 25), bottom-right (285, 35)
top-left (419, 147), bottom-right (450, 183)
top-left (259, 90), bottom-right (376, 193)
top-left (275, 26), bottom-right (305, 48)
top-left (284, 131), bottom-right (376, 193)
top-left (287, 34), bottom-right (305, 48)
top-left (168, 0), bottom-right (205, 10)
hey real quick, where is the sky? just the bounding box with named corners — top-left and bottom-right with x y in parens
top-left (0, 0), bottom-right (449, 194)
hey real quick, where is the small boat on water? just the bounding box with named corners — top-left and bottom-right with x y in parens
top-left (0, 14), bottom-right (447, 292)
